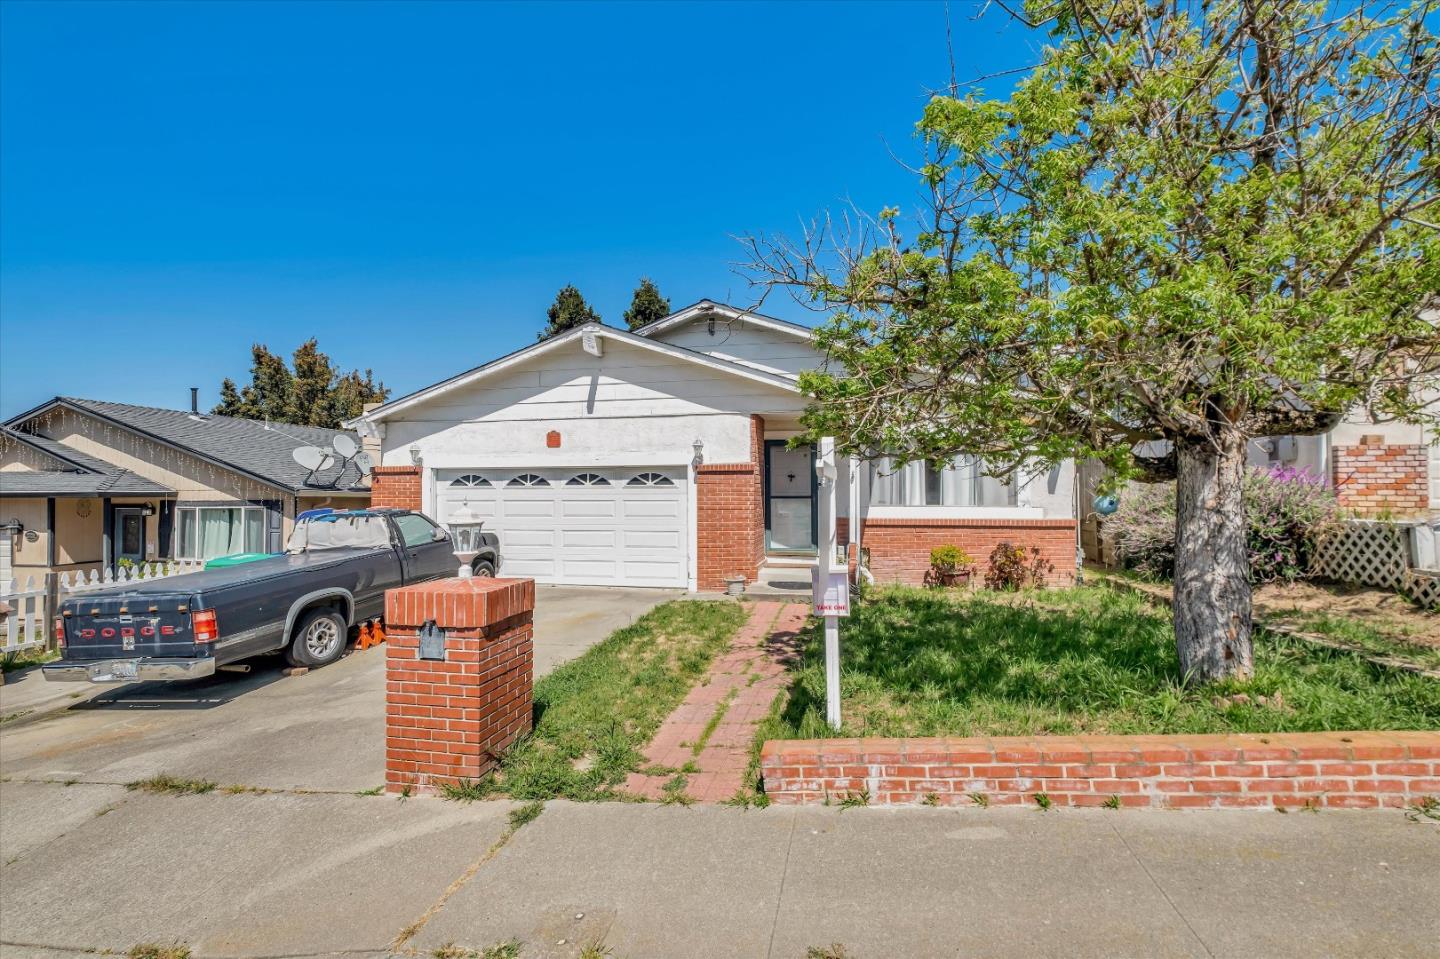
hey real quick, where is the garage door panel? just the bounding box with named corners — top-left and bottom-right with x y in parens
top-left (561, 558), bottom-right (621, 579)
top-left (561, 499), bottom-right (619, 519)
top-left (623, 529), bottom-right (683, 550)
top-left (623, 499), bottom-right (682, 519)
top-left (560, 529), bottom-right (618, 548)
top-left (503, 499), bottom-right (558, 518)
top-left (435, 467), bottom-right (687, 587)
top-left (501, 528), bottom-right (557, 548)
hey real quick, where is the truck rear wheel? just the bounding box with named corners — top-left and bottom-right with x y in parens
top-left (472, 557), bottom-right (495, 577)
top-left (286, 608), bottom-right (348, 668)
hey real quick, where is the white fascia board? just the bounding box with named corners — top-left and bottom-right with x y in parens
top-left (865, 506), bottom-right (1049, 521)
top-left (350, 324), bottom-right (800, 426)
top-left (633, 301), bottom-right (815, 342)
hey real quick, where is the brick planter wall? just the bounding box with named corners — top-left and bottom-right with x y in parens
top-left (854, 518), bottom-right (1078, 586)
top-left (1333, 440), bottom-right (1429, 515)
top-left (696, 414), bottom-right (765, 591)
top-left (384, 577), bottom-right (535, 795)
top-left (761, 732), bottom-right (1440, 809)
top-left (371, 465), bottom-right (422, 510)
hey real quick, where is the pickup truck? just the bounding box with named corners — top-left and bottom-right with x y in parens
top-left (43, 508), bottom-right (501, 684)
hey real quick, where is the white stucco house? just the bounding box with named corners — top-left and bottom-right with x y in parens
top-left (349, 300), bottom-right (1080, 591)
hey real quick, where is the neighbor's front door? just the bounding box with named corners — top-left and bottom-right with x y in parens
top-left (113, 508), bottom-right (146, 569)
top-left (765, 441), bottom-right (817, 553)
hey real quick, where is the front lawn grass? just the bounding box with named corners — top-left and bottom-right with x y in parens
top-left (763, 586), bottom-right (1439, 740)
top-left (491, 599), bottom-right (745, 801)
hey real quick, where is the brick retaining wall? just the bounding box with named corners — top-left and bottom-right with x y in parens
top-left (848, 517), bottom-right (1078, 587)
top-left (761, 732), bottom-right (1440, 809)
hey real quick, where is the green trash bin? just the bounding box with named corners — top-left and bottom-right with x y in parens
top-left (204, 552), bottom-right (276, 570)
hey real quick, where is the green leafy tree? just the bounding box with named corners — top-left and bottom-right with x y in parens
top-left (212, 340), bottom-right (388, 428)
top-left (537, 284), bottom-right (601, 340)
top-left (623, 277), bottom-right (671, 330)
top-left (747, 0), bottom-right (1439, 683)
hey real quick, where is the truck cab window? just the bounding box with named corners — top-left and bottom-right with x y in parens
top-left (394, 513), bottom-right (445, 548)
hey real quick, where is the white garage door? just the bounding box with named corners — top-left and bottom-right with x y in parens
top-left (434, 467), bottom-right (688, 587)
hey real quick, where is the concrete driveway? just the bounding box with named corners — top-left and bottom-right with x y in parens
top-left (0, 585), bottom-right (677, 794)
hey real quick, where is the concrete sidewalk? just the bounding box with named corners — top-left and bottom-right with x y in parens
top-left (1, 785), bottom-right (1435, 958)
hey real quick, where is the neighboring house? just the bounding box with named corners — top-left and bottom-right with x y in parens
top-left (351, 300), bottom-right (1078, 591)
top-left (0, 396), bottom-right (370, 585)
top-left (1252, 408), bottom-right (1439, 517)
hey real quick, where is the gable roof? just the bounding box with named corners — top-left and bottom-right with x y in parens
top-left (0, 426), bottom-right (175, 498)
top-left (351, 320), bottom-right (803, 425)
top-left (630, 299), bottom-right (816, 341)
top-left (4, 398), bottom-right (369, 494)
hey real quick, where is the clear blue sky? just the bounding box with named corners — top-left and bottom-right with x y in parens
top-left (0, 0), bottom-right (1041, 418)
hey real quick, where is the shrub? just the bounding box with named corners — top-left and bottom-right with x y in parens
top-left (1108, 465), bottom-right (1342, 584)
top-left (984, 542), bottom-right (1053, 590)
top-left (929, 545), bottom-right (974, 574)
top-left (926, 545), bottom-right (976, 588)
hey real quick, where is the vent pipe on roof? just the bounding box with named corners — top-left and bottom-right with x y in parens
top-left (190, 388), bottom-right (199, 413)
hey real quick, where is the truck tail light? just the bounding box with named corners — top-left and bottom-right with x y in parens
top-left (54, 617), bottom-right (66, 648)
top-left (193, 609), bottom-right (219, 644)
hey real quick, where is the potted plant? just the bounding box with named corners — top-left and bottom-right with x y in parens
top-left (926, 545), bottom-right (975, 588)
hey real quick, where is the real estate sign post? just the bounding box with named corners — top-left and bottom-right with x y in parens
top-left (812, 437), bottom-right (848, 730)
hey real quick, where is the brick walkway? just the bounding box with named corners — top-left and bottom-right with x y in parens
top-left (624, 600), bottom-right (808, 803)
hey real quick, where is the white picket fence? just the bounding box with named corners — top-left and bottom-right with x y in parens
top-left (0, 560), bottom-right (206, 658)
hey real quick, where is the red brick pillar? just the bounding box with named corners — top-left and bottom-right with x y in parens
top-left (384, 577), bottom-right (535, 794)
top-left (1333, 438), bottom-right (1429, 515)
top-left (371, 465), bottom-right (422, 510)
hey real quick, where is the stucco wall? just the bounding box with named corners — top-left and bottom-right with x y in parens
top-left (3, 497), bottom-right (51, 580)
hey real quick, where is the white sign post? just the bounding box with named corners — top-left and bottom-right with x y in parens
top-left (812, 437), bottom-right (848, 730)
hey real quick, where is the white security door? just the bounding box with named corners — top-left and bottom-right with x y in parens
top-left (434, 467), bottom-right (688, 587)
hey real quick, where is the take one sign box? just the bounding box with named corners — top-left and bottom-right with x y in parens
top-left (811, 567), bottom-right (850, 617)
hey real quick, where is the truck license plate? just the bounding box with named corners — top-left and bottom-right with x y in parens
top-left (101, 661), bottom-right (139, 682)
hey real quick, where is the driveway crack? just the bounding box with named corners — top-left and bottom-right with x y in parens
top-left (1108, 820), bottom-right (1216, 959)
top-left (764, 808), bottom-right (799, 959)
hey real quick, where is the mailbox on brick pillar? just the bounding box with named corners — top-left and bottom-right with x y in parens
top-left (383, 577), bottom-right (536, 795)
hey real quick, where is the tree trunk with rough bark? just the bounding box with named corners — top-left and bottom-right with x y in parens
top-left (1172, 429), bottom-right (1253, 683)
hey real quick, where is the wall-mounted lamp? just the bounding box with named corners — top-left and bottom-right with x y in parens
top-left (691, 437), bottom-right (704, 467)
top-left (141, 504), bottom-right (156, 517)
top-left (408, 444), bottom-right (423, 467)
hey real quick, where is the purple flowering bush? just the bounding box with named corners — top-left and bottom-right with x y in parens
top-left (1107, 465), bottom-right (1342, 584)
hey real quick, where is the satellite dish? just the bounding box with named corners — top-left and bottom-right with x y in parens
top-left (332, 435), bottom-right (358, 458)
top-left (353, 451), bottom-right (375, 475)
top-left (293, 446), bottom-right (326, 470)
top-left (316, 452), bottom-right (336, 472)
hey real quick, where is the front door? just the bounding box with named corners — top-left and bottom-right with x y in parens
top-left (113, 507), bottom-right (146, 569)
top-left (765, 441), bottom-right (816, 553)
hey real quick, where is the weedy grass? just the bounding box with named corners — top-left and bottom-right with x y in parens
top-left (763, 586), bottom-right (1439, 738)
top-left (126, 774), bottom-right (216, 796)
top-left (494, 600), bottom-right (746, 801)
top-left (806, 946), bottom-right (854, 959)
top-left (438, 777), bottom-right (496, 803)
top-left (1275, 612), bottom-right (1440, 672)
top-left (433, 942), bottom-right (521, 959)
top-left (508, 800), bottom-right (544, 829)
top-left (127, 945), bottom-right (190, 959)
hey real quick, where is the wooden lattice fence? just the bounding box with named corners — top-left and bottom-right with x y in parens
top-left (1312, 519), bottom-right (1438, 610)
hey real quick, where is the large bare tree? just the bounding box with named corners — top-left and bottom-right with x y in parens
top-left (746, 0), bottom-right (1439, 682)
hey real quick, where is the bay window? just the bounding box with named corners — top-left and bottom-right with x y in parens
top-left (869, 456), bottom-right (1017, 508)
top-left (176, 505), bottom-right (268, 560)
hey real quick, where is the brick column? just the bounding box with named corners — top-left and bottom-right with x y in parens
top-left (371, 465), bottom-right (422, 510)
top-left (384, 577), bottom-right (535, 794)
top-left (1333, 438), bottom-right (1429, 515)
top-left (695, 414), bottom-right (766, 591)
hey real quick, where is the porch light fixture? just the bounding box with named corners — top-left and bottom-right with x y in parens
top-left (447, 504), bottom-right (486, 578)
top-left (408, 444), bottom-right (423, 466)
top-left (141, 504), bottom-right (156, 517)
top-left (691, 438), bottom-right (704, 467)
